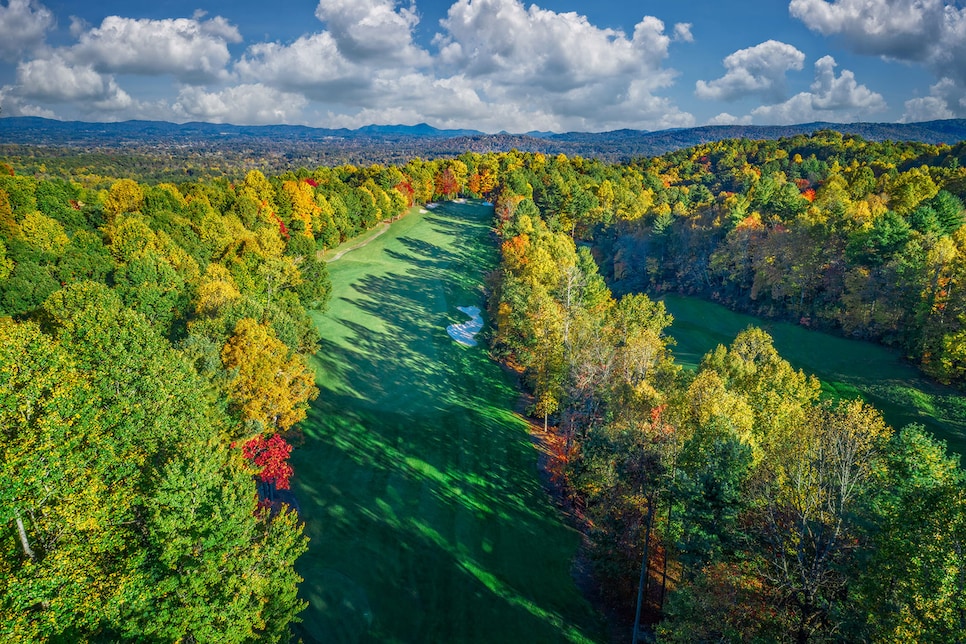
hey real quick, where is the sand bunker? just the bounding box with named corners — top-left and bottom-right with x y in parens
top-left (447, 306), bottom-right (483, 347)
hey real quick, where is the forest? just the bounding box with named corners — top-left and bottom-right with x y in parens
top-left (3, 115), bottom-right (966, 183)
top-left (1, 130), bottom-right (965, 641)
top-left (484, 136), bottom-right (966, 641)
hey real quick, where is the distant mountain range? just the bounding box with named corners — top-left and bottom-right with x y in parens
top-left (2, 116), bottom-right (966, 165)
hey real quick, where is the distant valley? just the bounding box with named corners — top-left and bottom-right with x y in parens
top-left (3, 116), bottom-right (966, 169)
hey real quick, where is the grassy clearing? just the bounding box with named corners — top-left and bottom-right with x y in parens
top-left (659, 293), bottom-right (966, 459)
top-left (292, 202), bottom-right (603, 643)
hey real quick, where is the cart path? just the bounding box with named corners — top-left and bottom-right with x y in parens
top-left (324, 222), bottom-right (391, 263)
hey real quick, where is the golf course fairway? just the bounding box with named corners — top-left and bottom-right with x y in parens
top-left (292, 201), bottom-right (603, 643)
top-left (659, 293), bottom-right (966, 458)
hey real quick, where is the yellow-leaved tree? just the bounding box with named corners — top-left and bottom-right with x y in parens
top-left (194, 263), bottom-right (242, 318)
top-left (221, 318), bottom-right (318, 434)
top-left (104, 178), bottom-right (144, 218)
top-left (19, 211), bottom-right (69, 255)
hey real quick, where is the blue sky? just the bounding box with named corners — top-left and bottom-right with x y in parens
top-left (0, 0), bottom-right (964, 132)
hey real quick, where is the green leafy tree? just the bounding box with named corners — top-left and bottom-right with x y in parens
top-left (853, 426), bottom-right (966, 642)
top-left (0, 284), bottom-right (309, 641)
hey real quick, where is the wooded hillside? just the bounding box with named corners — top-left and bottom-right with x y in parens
top-left (482, 138), bottom-right (966, 641)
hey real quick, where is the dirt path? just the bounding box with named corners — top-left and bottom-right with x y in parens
top-left (324, 221), bottom-right (391, 263)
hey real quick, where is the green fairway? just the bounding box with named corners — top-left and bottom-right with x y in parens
top-left (659, 293), bottom-right (966, 458)
top-left (292, 202), bottom-right (602, 643)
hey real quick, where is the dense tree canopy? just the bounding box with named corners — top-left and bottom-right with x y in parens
top-left (484, 140), bottom-right (966, 642)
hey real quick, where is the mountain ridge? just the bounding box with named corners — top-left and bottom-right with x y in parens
top-left (2, 116), bottom-right (965, 166)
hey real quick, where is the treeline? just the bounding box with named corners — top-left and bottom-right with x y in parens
top-left (1, 134), bottom-right (513, 184)
top-left (610, 133), bottom-right (966, 384)
top-left (486, 151), bottom-right (966, 641)
top-left (454, 135), bottom-right (966, 385)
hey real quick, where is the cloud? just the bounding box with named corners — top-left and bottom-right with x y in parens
top-left (236, 32), bottom-right (365, 99)
top-left (314, 0), bottom-right (429, 66)
top-left (430, 0), bottom-right (691, 130)
top-left (0, 0), bottom-right (54, 61)
top-left (695, 40), bottom-right (805, 102)
top-left (902, 78), bottom-right (962, 121)
top-left (673, 23), bottom-right (694, 43)
top-left (708, 112), bottom-right (752, 125)
top-left (789, 0), bottom-right (954, 61)
top-left (437, 1), bottom-right (671, 87)
top-left (173, 84), bottom-right (308, 124)
top-left (791, 0), bottom-right (966, 115)
top-left (235, 1), bottom-right (430, 105)
top-left (750, 55), bottom-right (886, 124)
top-left (70, 15), bottom-right (242, 83)
top-left (69, 15), bottom-right (89, 38)
top-left (0, 85), bottom-right (57, 118)
top-left (16, 55), bottom-right (105, 101)
top-left (808, 55), bottom-right (885, 110)
top-left (15, 54), bottom-right (132, 111)
top-left (902, 95), bottom-right (956, 122)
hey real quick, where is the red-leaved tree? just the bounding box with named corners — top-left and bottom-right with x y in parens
top-left (241, 433), bottom-right (294, 490)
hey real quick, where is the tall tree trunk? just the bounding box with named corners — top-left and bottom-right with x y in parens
top-left (660, 494), bottom-right (673, 610)
top-left (632, 492), bottom-right (657, 644)
top-left (15, 509), bottom-right (35, 560)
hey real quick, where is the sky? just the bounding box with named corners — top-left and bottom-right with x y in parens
top-left (0, 0), bottom-right (965, 133)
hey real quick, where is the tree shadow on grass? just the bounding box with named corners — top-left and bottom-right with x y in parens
top-left (292, 201), bottom-right (603, 642)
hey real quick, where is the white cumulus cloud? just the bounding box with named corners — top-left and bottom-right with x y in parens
top-left (314, 0), bottom-right (429, 66)
top-left (695, 40), bottom-right (806, 102)
top-left (70, 15), bottom-right (242, 83)
top-left (791, 0), bottom-right (966, 116)
top-left (173, 84), bottom-right (308, 124)
top-left (236, 32), bottom-right (363, 98)
top-left (0, 85), bottom-right (56, 117)
top-left (0, 0), bottom-right (53, 61)
top-left (789, 0), bottom-right (952, 60)
top-left (708, 112), bottom-right (752, 125)
top-left (751, 55), bottom-right (886, 124)
top-left (438, 0), bottom-right (670, 87)
top-left (234, 1), bottom-right (431, 109)
top-left (902, 78), bottom-right (962, 121)
top-left (431, 0), bottom-right (691, 130)
top-left (15, 54), bottom-right (132, 111)
top-left (17, 55), bottom-right (105, 101)
top-left (673, 23), bottom-right (694, 43)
